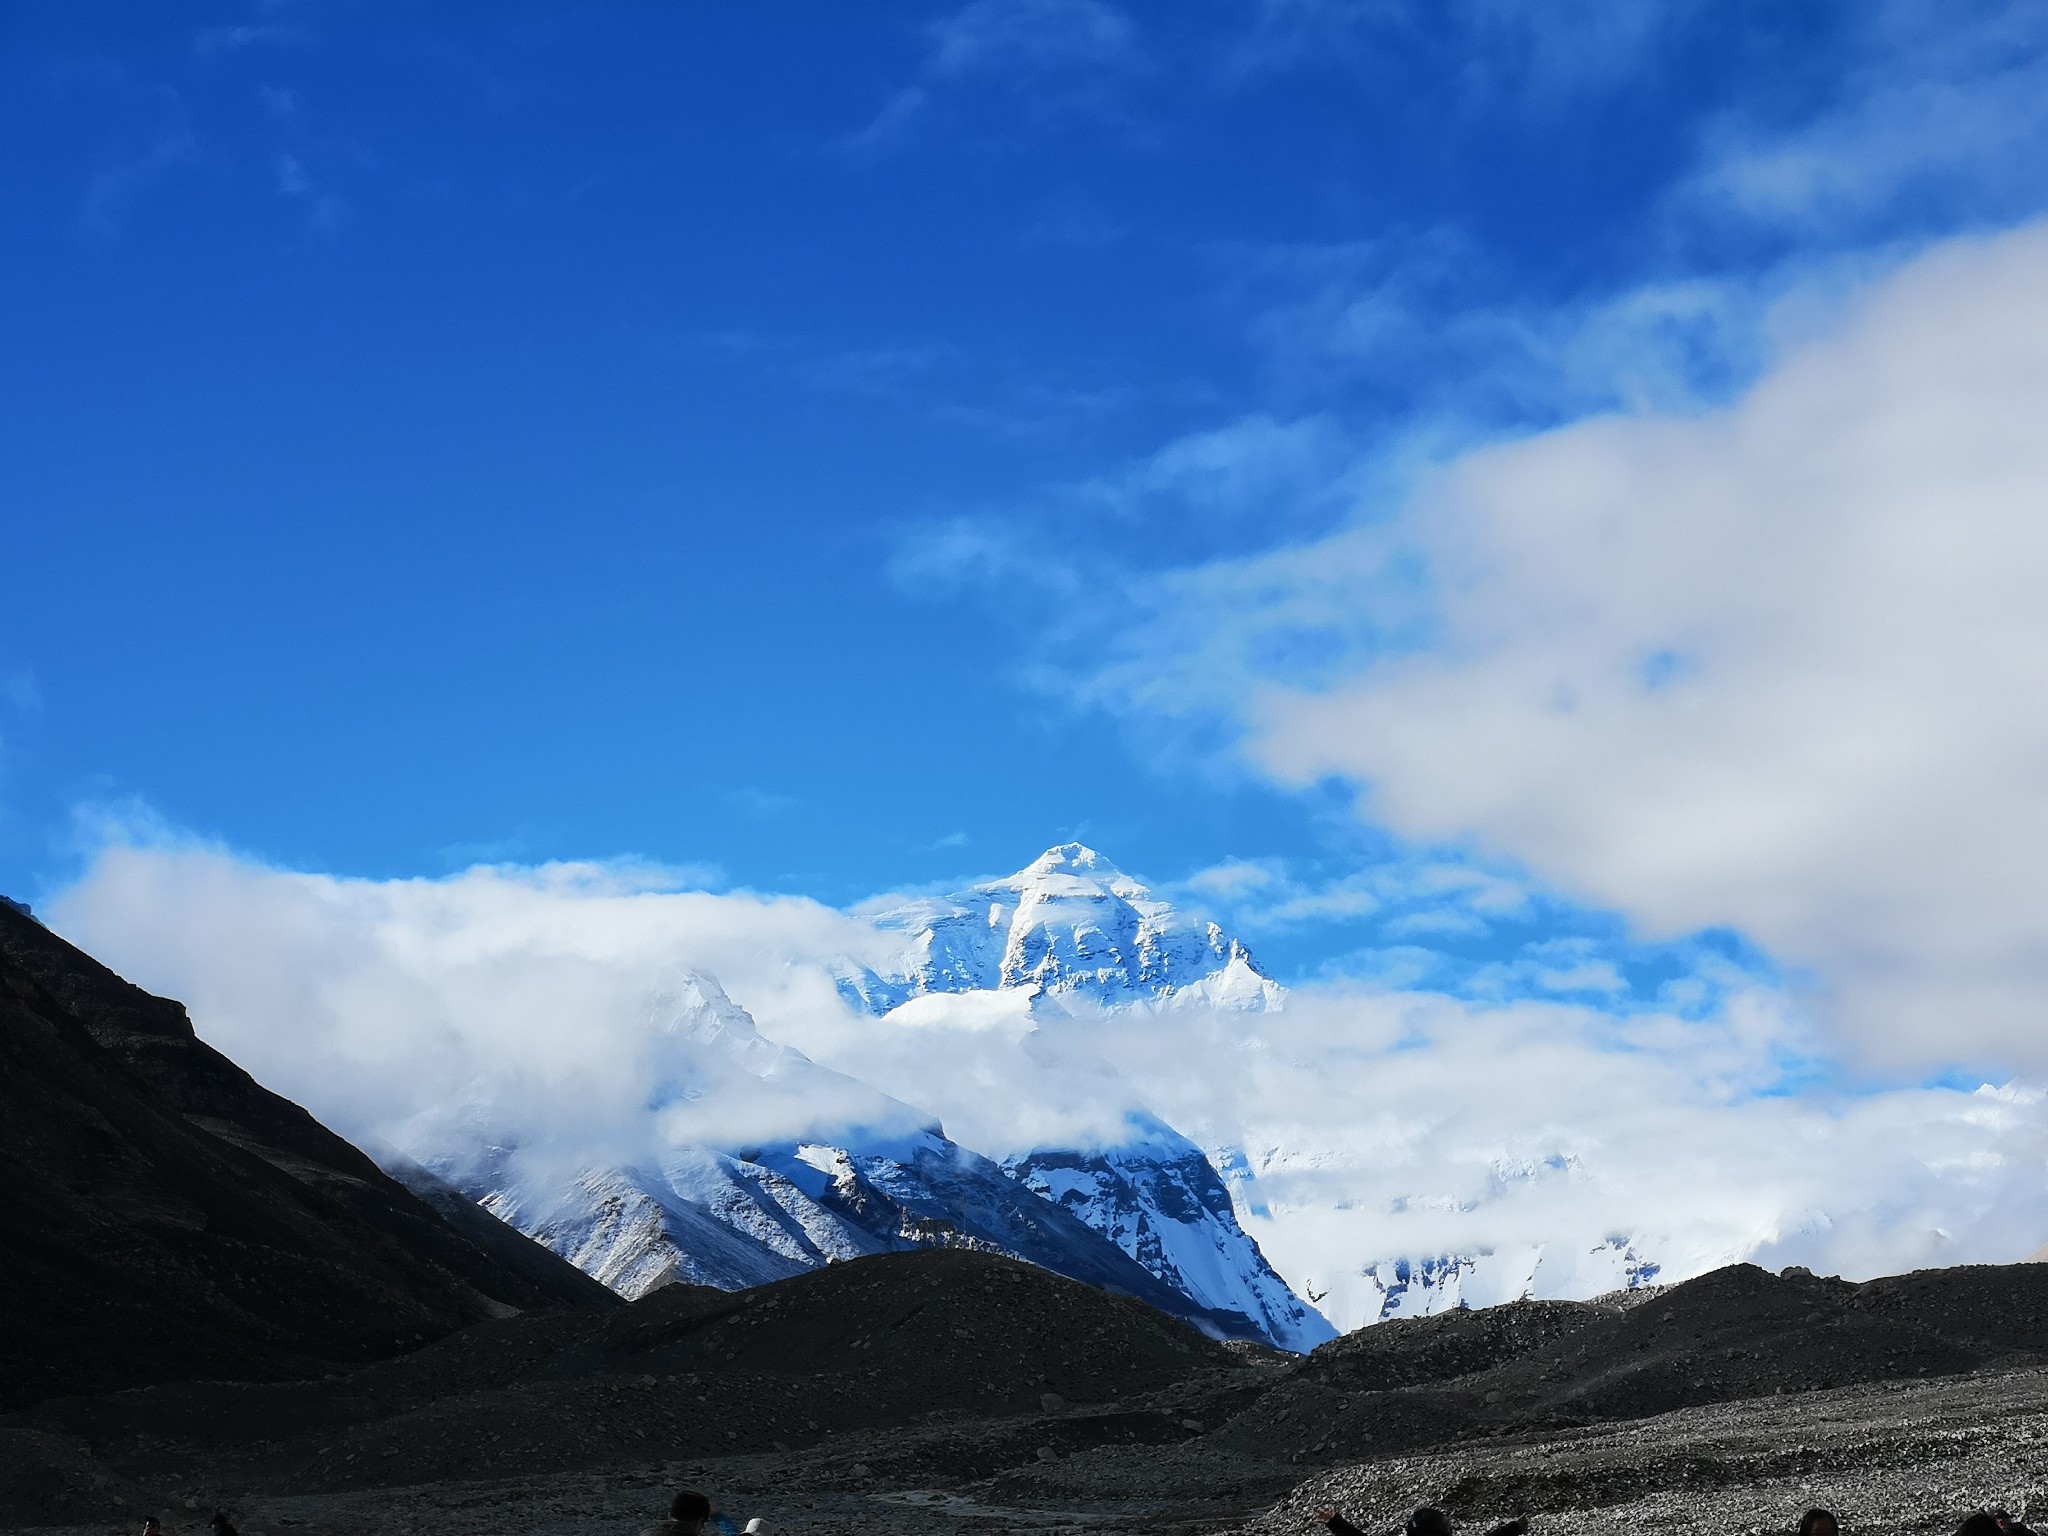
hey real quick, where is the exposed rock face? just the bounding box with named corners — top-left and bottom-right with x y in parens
top-left (0, 902), bottom-right (612, 1410)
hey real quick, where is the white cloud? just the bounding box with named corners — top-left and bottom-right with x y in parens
top-left (1179, 988), bottom-right (2048, 1327)
top-left (47, 839), bottom-right (898, 1164)
top-left (809, 969), bottom-right (2048, 1328)
top-left (1232, 235), bottom-right (1789, 424)
top-left (1094, 221), bottom-right (2048, 1073)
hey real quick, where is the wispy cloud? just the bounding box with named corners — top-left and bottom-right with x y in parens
top-left (846, 0), bottom-right (1146, 150)
top-left (1680, 0), bottom-right (2048, 243)
top-left (694, 329), bottom-right (962, 401)
top-left (1168, 847), bottom-right (1765, 1016)
top-left (1222, 231), bottom-right (1791, 425)
top-left (270, 148), bottom-right (347, 231)
top-left (193, 23), bottom-right (313, 59)
top-left (82, 107), bottom-right (202, 237)
top-left (691, 328), bottom-right (1126, 439)
top-left (1230, 0), bottom-right (1696, 104)
top-left (0, 670), bottom-right (42, 718)
top-left (927, 0), bottom-right (1140, 78)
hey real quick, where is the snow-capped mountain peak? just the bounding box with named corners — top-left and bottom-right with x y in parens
top-left (1010, 841), bottom-right (1147, 900)
top-left (827, 848), bottom-right (1317, 1346)
top-left (843, 844), bottom-right (1285, 1014)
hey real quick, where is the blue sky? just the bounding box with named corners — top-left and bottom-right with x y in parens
top-left (7, 1), bottom-right (2048, 1029)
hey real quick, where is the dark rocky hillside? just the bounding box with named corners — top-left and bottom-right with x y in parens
top-left (13, 1229), bottom-right (2048, 1533)
top-left (1206, 1259), bottom-right (2048, 1466)
top-left (0, 901), bottom-right (612, 1410)
top-left (18, 1248), bottom-right (1248, 1493)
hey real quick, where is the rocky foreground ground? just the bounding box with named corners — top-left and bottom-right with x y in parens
top-left (10, 1250), bottom-right (2048, 1536)
top-left (11, 1358), bottom-right (2048, 1536)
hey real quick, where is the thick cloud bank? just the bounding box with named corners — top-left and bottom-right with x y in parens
top-left (1179, 223), bottom-right (2048, 1070)
top-left (48, 839), bottom-right (2048, 1330)
top-left (46, 846), bottom-right (896, 1163)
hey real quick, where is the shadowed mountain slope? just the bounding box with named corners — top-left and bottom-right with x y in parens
top-left (20, 1247), bottom-right (1256, 1497)
top-left (0, 901), bottom-right (613, 1410)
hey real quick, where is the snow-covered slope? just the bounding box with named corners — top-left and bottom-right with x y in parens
top-left (462, 1128), bottom-right (1269, 1338)
top-left (753, 1128), bottom-right (1266, 1339)
top-left (473, 1149), bottom-right (879, 1296)
top-left (1004, 1114), bottom-right (1335, 1352)
top-left (842, 843), bottom-right (1284, 1014)
top-left (425, 969), bottom-right (1268, 1340)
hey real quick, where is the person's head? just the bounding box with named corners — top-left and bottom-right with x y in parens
top-left (1799, 1510), bottom-right (1840, 1536)
top-left (1406, 1510), bottom-right (1454, 1536)
top-left (669, 1490), bottom-right (713, 1535)
top-left (142, 1519), bottom-right (160, 1534)
top-left (1960, 1516), bottom-right (2006, 1536)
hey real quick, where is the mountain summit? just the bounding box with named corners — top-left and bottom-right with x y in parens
top-left (421, 846), bottom-right (1331, 1350)
top-left (843, 843), bottom-right (1283, 1014)
top-left (836, 846), bottom-right (1330, 1350)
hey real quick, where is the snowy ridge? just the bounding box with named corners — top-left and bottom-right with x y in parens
top-left (1004, 1114), bottom-right (1335, 1352)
